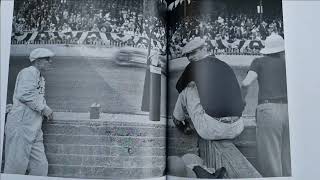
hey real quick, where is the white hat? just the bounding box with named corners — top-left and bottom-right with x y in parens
top-left (182, 37), bottom-right (206, 55)
top-left (29, 48), bottom-right (54, 62)
top-left (260, 34), bottom-right (285, 55)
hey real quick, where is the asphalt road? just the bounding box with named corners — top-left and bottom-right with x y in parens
top-left (7, 56), bottom-right (147, 114)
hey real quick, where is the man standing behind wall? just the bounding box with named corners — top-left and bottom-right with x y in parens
top-left (4, 48), bottom-right (54, 176)
top-left (242, 33), bottom-right (291, 177)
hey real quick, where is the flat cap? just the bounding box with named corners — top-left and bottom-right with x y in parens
top-left (182, 37), bottom-right (206, 55)
top-left (29, 48), bottom-right (55, 62)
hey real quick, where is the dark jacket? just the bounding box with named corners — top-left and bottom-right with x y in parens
top-left (176, 56), bottom-right (245, 118)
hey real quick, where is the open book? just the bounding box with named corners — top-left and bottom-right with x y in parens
top-left (1, 0), bottom-right (291, 179)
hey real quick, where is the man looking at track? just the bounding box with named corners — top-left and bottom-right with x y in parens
top-left (4, 48), bottom-right (54, 176)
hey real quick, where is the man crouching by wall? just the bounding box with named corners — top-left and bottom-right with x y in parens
top-left (4, 48), bottom-right (54, 176)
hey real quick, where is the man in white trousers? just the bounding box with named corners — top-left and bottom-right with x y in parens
top-left (4, 48), bottom-right (54, 176)
top-left (241, 34), bottom-right (291, 177)
top-left (172, 37), bottom-right (245, 141)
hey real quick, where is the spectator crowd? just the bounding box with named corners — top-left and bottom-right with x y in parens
top-left (12, 0), bottom-right (284, 55)
top-left (12, 0), bottom-right (166, 50)
top-left (169, 13), bottom-right (284, 57)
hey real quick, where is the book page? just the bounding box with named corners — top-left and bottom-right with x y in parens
top-left (0, 0), bottom-right (166, 179)
top-left (166, 0), bottom-right (291, 179)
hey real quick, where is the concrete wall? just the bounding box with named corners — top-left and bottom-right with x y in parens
top-left (10, 44), bottom-right (120, 58)
top-left (43, 112), bottom-right (166, 179)
top-left (10, 44), bottom-right (157, 59)
top-left (41, 113), bottom-right (257, 179)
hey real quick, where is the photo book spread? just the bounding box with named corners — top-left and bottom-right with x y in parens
top-left (0, 0), bottom-right (295, 179)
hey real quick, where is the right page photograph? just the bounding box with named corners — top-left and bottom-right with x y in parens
top-left (166, 0), bottom-right (291, 179)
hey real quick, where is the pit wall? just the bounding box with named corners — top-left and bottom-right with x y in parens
top-left (43, 112), bottom-right (166, 179)
top-left (43, 112), bottom-right (256, 179)
top-left (10, 44), bottom-right (123, 58)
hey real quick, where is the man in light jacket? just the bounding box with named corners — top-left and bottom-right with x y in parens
top-left (4, 48), bottom-right (54, 176)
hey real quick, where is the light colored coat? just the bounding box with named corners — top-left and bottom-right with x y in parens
top-left (4, 66), bottom-right (49, 175)
top-left (5, 66), bottom-right (47, 143)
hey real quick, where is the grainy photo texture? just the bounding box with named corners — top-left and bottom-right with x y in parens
top-left (166, 0), bottom-right (291, 179)
top-left (2, 0), bottom-right (167, 179)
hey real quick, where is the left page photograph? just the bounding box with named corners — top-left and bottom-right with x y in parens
top-left (1, 0), bottom-right (167, 179)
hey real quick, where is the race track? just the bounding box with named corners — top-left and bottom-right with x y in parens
top-left (7, 56), bottom-right (147, 114)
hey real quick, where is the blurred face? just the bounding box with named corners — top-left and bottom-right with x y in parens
top-left (36, 57), bottom-right (52, 71)
top-left (186, 47), bottom-right (204, 62)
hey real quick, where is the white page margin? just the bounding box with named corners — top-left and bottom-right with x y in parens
top-left (0, 0), bottom-right (14, 172)
top-left (283, 1), bottom-right (320, 180)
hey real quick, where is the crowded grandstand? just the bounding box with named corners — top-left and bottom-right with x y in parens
top-left (168, 14), bottom-right (283, 57)
top-left (11, 0), bottom-right (166, 51)
top-left (167, 0), bottom-right (284, 57)
top-left (11, 0), bottom-right (284, 56)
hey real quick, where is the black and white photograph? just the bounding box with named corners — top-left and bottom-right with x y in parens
top-left (166, 0), bottom-right (291, 179)
top-left (4, 0), bottom-right (320, 180)
top-left (2, 0), bottom-right (167, 179)
top-left (1, 0), bottom-right (293, 179)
